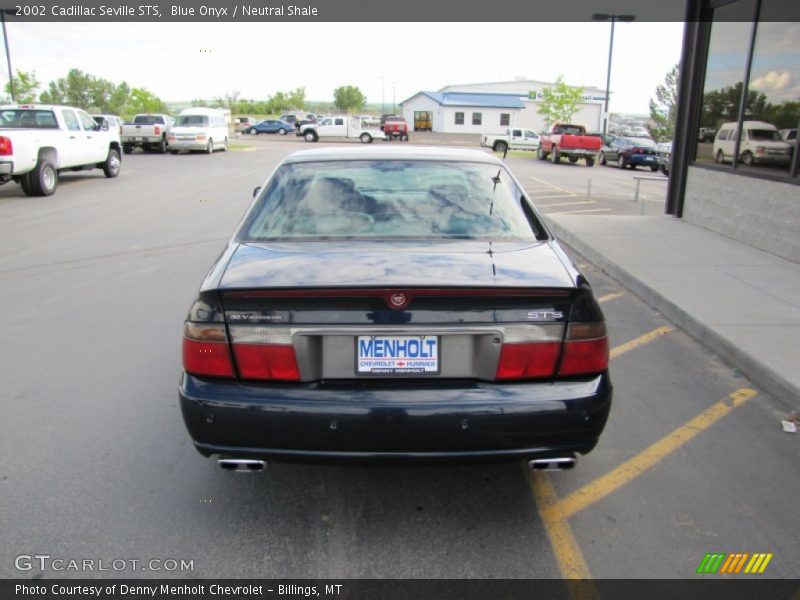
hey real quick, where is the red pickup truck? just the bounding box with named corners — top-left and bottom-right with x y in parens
top-left (538, 123), bottom-right (601, 167)
top-left (382, 116), bottom-right (409, 141)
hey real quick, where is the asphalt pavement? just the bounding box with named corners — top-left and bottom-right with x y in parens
top-left (0, 140), bottom-right (797, 580)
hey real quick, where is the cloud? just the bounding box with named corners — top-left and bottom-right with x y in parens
top-left (750, 70), bottom-right (791, 92)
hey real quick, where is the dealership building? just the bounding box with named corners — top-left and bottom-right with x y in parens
top-left (669, 0), bottom-right (800, 262)
top-left (400, 79), bottom-right (608, 134)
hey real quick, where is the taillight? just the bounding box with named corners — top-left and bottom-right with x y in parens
top-left (495, 324), bottom-right (564, 380)
top-left (558, 322), bottom-right (609, 376)
top-left (182, 322), bottom-right (235, 378)
top-left (0, 136), bottom-right (12, 155)
top-left (229, 326), bottom-right (300, 381)
top-left (154, 125), bottom-right (161, 136)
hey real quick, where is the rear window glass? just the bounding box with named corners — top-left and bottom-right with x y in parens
top-left (748, 128), bottom-right (781, 142)
top-left (0, 109), bottom-right (58, 129)
top-left (133, 115), bottom-right (164, 125)
top-left (239, 160), bottom-right (542, 242)
top-left (176, 115), bottom-right (209, 126)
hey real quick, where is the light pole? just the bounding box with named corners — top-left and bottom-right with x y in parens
top-left (1, 10), bottom-right (15, 102)
top-left (380, 76), bottom-right (385, 114)
top-left (593, 13), bottom-right (635, 137)
top-left (392, 82), bottom-right (396, 113)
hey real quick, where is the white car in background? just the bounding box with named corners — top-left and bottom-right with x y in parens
top-left (167, 107), bottom-right (229, 154)
top-left (481, 128), bottom-right (540, 153)
top-left (713, 121), bottom-right (792, 166)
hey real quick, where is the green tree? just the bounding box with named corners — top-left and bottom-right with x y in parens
top-left (287, 86), bottom-right (306, 110)
top-left (5, 70), bottom-right (40, 103)
top-left (649, 64), bottom-right (679, 142)
top-left (126, 88), bottom-right (167, 115)
top-left (535, 76), bottom-right (584, 126)
top-left (333, 85), bottom-right (366, 113)
top-left (700, 82), bottom-right (768, 129)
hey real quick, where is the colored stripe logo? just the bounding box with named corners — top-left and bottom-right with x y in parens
top-left (697, 553), bottom-right (773, 574)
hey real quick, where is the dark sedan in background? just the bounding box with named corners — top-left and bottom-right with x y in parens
top-left (179, 147), bottom-right (612, 471)
top-left (600, 136), bottom-right (660, 170)
top-left (245, 119), bottom-right (294, 135)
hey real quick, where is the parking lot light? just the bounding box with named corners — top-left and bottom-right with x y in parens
top-left (593, 13), bottom-right (636, 137)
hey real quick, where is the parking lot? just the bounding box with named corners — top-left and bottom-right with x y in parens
top-left (0, 138), bottom-right (797, 580)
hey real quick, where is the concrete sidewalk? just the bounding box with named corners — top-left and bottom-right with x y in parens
top-left (545, 213), bottom-right (800, 405)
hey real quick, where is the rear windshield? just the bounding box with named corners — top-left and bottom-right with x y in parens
top-left (133, 115), bottom-right (164, 125)
top-left (239, 160), bottom-right (543, 242)
top-left (748, 129), bottom-right (782, 142)
top-left (554, 125), bottom-right (585, 135)
top-left (176, 115), bottom-right (209, 126)
top-left (0, 109), bottom-right (58, 129)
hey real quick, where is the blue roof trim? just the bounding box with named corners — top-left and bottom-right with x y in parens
top-left (403, 91), bottom-right (525, 109)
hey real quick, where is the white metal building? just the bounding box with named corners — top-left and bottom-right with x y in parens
top-left (400, 79), bottom-right (608, 134)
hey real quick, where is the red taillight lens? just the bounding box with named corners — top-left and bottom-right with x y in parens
top-left (229, 326), bottom-right (300, 381)
top-left (182, 323), bottom-right (235, 378)
top-left (496, 342), bottom-right (561, 380)
top-left (232, 344), bottom-right (300, 381)
top-left (0, 136), bottom-right (13, 155)
top-left (558, 323), bottom-right (609, 376)
top-left (154, 125), bottom-right (161, 136)
top-left (494, 324), bottom-right (564, 380)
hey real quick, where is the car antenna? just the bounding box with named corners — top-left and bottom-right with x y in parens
top-left (490, 169), bottom-right (502, 216)
top-left (502, 145), bottom-right (509, 161)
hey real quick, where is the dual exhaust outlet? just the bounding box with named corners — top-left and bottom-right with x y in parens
top-left (218, 457), bottom-right (576, 472)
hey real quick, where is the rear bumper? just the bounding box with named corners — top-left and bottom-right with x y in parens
top-left (628, 154), bottom-right (658, 165)
top-left (122, 136), bottom-right (161, 144)
top-left (0, 161), bottom-right (13, 175)
top-left (179, 373), bottom-right (612, 464)
top-left (561, 148), bottom-right (599, 158)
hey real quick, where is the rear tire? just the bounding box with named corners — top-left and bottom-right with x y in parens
top-left (493, 141), bottom-right (508, 153)
top-left (123, 144), bottom-right (133, 155)
top-left (278, 128), bottom-right (287, 135)
top-left (649, 164), bottom-right (658, 172)
top-left (586, 157), bottom-right (595, 167)
top-left (741, 151), bottom-right (754, 166)
top-left (569, 156), bottom-right (579, 163)
top-left (102, 148), bottom-right (121, 178)
top-left (19, 172), bottom-right (35, 196)
top-left (206, 139), bottom-right (214, 154)
top-left (600, 153), bottom-right (607, 165)
top-left (30, 159), bottom-right (58, 196)
top-left (716, 150), bottom-right (725, 164)
top-left (360, 133), bottom-right (372, 144)
top-left (537, 146), bottom-right (547, 160)
top-left (304, 131), bottom-right (318, 142)
top-left (618, 156), bottom-right (627, 169)
top-left (551, 147), bottom-right (560, 164)
top-left (222, 137), bottom-right (228, 151)
top-left (170, 150), bottom-right (179, 155)
top-left (157, 138), bottom-right (167, 154)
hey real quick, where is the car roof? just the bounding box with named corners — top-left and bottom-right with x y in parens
top-left (282, 146), bottom-right (504, 165)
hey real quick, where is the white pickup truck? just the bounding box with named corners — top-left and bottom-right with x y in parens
top-left (298, 116), bottom-right (385, 143)
top-left (481, 128), bottom-right (541, 153)
top-left (0, 104), bottom-right (122, 196)
top-left (121, 113), bottom-right (173, 154)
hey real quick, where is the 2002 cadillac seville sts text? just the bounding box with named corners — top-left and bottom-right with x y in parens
top-left (179, 146), bottom-right (612, 470)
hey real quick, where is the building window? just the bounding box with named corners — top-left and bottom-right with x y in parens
top-left (695, 0), bottom-right (798, 179)
top-left (472, 112), bottom-right (482, 126)
top-left (500, 113), bottom-right (510, 127)
top-left (454, 112), bottom-right (464, 125)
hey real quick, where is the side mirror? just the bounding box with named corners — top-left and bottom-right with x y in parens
top-left (100, 121), bottom-right (109, 131)
top-left (253, 186), bottom-right (261, 198)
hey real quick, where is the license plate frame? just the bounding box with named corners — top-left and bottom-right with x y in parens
top-left (356, 335), bottom-right (440, 376)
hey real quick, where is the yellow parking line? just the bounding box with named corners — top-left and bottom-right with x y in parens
top-left (524, 175), bottom-right (576, 196)
top-left (597, 291), bottom-right (625, 303)
top-left (609, 326), bottom-right (672, 360)
top-left (542, 388), bottom-right (758, 521)
top-left (526, 469), bottom-right (594, 580)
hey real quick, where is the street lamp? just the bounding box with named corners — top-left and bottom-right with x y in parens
top-left (1, 9), bottom-right (15, 102)
top-left (380, 75), bottom-right (385, 114)
top-left (593, 13), bottom-right (635, 137)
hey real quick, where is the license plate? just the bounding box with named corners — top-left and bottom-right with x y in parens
top-left (356, 335), bottom-right (439, 375)
top-left (645, 156), bottom-right (654, 162)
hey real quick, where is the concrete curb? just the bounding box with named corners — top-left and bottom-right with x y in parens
top-left (545, 216), bottom-right (799, 406)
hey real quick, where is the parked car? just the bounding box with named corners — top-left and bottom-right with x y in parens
top-left (382, 116), bottom-right (409, 141)
top-left (246, 119), bottom-right (294, 135)
top-left (279, 114), bottom-right (318, 129)
top-left (599, 136), bottom-right (660, 170)
top-left (92, 114), bottom-right (124, 136)
top-left (298, 116), bottom-right (385, 143)
top-left (780, 128), bottom-right (797, 148)
top-left (656, 141), bottom-right (672, 176)
top-left (167, 107), bottom-right (229, 154)
top-left (379, 113), bottom-right (398, 131)
top-left (538, 123), bottom-right (601, 166)
top-left (628, 126), bottom-right (652, 139)
top-left (121, 113), bottom-right (173, 154)
top-left (713, 121), bottom-right (792, 167)
top-left (179, 146), bottom-right (612, 470)
top-left (698, 127), bottom-right (717, 143)
top-left (233, 117), bottom-right (254, 132)
top-left (0, 103), bottom-right (121, 196)
top-left (482, 128), bottom-right (540, 153)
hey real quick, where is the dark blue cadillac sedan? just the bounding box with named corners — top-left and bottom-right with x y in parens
top-left (180, 146), bottom-right (612, 470)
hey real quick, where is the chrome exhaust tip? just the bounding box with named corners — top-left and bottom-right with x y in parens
top-left (217, 459), bottom-right (266, 472)
top-left (528, 457), bottom-right (576, 471)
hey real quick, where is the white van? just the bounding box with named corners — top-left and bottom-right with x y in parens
top-left (167, 107), bottom-right (229, 154)
top-left (712, 120), bottom-right (792, 166)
